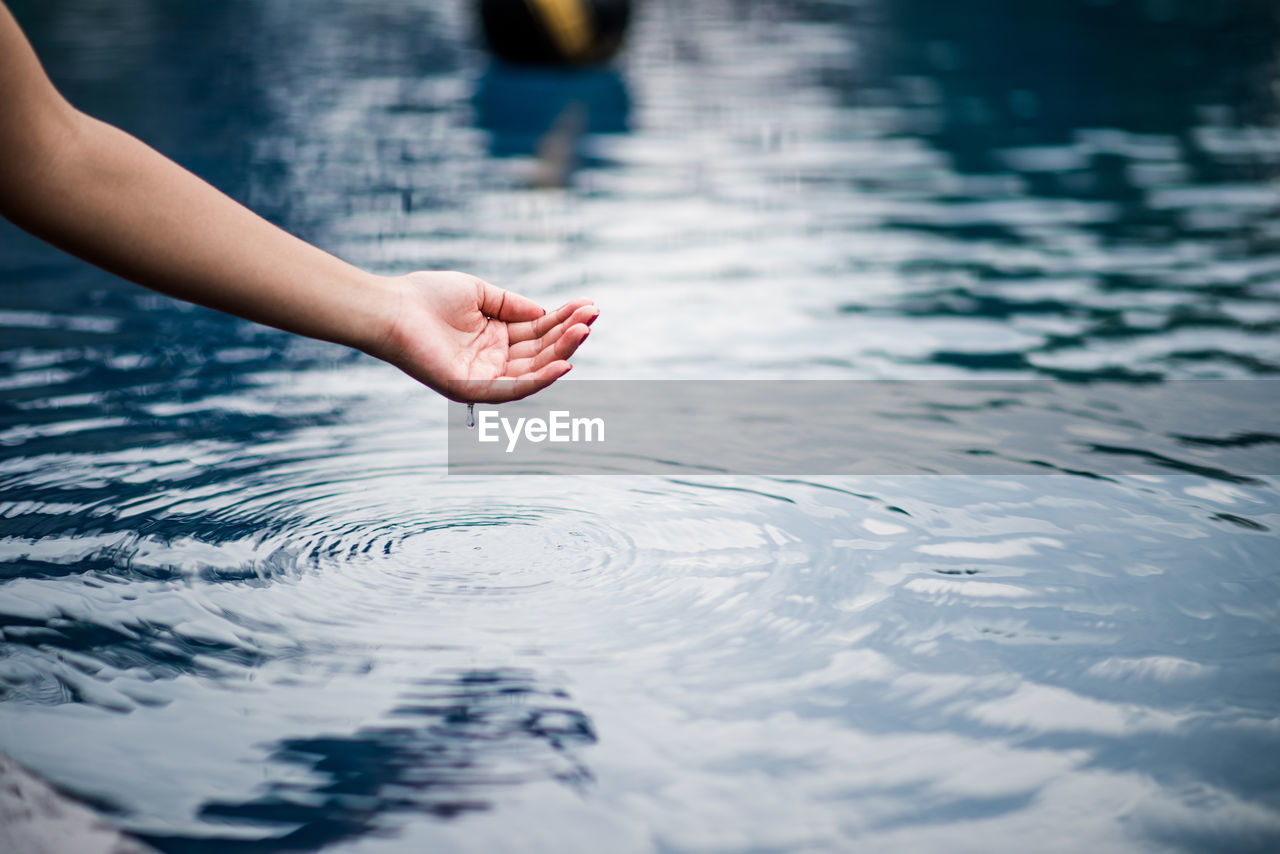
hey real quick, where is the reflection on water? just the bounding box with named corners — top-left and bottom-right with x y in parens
top-left (142, 669), bottom-right (595, 852)
top-left (848, 0), bottom-right (1280, 381)
top-left (2, 0), bottom-right (1280, 851)
top-left (474, 61), bottom-right (630, 155)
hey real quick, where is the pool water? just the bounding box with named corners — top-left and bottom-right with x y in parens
top-left (2, 0), bottom-right (1279, 851)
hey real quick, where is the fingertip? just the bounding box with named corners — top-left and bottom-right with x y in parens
top-left (566, 307), bottom-right (598, 333)
top-left (555, 324), bottom-right (590, 360)
top-left (558, 298), bottom-right (595, 315)
top-left (542, 361), bottom-right (572, 386)
top-left (490, 286), bottom-right (546, 322)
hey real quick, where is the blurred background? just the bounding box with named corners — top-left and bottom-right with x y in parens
top-left (6, 0), bottom-right (1278, 384)
top-left (1, 1), bottom-right (1279, 852)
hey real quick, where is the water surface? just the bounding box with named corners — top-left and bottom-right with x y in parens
top-left (2, 0), bottom-right (1279, 851)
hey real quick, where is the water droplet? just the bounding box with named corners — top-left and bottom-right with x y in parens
top-left (466, 403), bottom-right (476, 428)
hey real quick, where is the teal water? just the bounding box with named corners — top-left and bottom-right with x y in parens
top-left (1, 1), bottom-right (1279, 851)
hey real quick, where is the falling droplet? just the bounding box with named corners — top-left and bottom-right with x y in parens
top-left (466, 403), bottom-right (476, 428)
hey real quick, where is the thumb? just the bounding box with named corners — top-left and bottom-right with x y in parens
top-left (477, 279), bottom-right (546, 323)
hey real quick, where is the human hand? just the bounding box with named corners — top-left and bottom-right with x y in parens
top-left (373, 271), bottom-right (598, 403)
top-left (0, 6), bottom-right (595, 406)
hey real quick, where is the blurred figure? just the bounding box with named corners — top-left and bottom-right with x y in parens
top-left (474, 0), bottom-right (632, 188)
top-left (478, 0), bottom-right (632, 66)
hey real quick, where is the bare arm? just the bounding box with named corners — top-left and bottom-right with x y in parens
top-left (0, 3), bottom-right (595, 402)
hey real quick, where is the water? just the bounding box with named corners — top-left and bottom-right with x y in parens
top-left (2, 0), bottom-right (1279, 851)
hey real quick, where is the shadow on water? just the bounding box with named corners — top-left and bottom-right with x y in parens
top-left (137, 668), bottom-right (597, 853)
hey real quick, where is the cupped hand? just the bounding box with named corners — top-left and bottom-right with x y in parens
top-left (374, 270), bottom-right (597, 403)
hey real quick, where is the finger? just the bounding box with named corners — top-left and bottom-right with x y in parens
top-left (508, 304), bottom-right (599, 359)
top-left (478, 279), bottom-right (546, 323)
top-left (458, 363), bottom-right (572, 403)
top-left (507, 298), bottom-right (595, 344)
top-left (505, 322), bottom-right (591, 375)
top-left (506, 298), bottom-right (594, 344)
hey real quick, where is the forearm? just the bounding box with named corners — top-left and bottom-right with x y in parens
top-left (4, 108), bottom-right (397, 354)
top-left (0, 3), bottom-right (594, 404)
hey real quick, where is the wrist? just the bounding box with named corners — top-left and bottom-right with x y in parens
top-left (356, 273), bottom-right (407, 363)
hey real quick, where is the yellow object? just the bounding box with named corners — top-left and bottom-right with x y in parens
top-left (524, 0), bottom-right (595, 61)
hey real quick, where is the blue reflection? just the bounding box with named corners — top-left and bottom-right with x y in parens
top-left (473, 61), bottom-right (631, 180)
